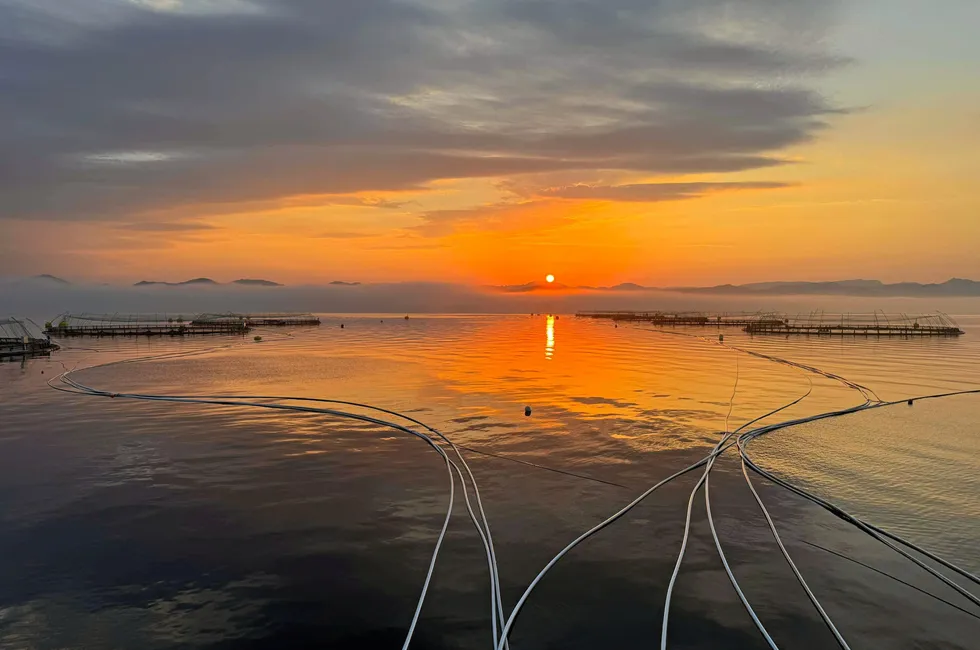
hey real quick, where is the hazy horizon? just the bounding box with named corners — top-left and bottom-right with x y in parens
top-left (7, 282), bottom-right (980, 324)
top-left (6, 272), bottom-right (980, 288)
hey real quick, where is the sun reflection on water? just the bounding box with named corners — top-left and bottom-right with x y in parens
top-left (545, 315), bottom-right (555, 360)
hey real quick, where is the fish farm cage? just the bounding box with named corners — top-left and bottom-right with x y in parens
top-left (193, 312), bottom-right (321, 327)
top-left (46, 313), bottom-right (250, 337)
top-left (1, 317), bottom-right (58, 359)
top-left (744, 312), bottom-right (964, 337)
top-left (576, 311), bottom-right (785, 327)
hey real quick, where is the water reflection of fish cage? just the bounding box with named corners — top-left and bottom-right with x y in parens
top-left (194, 312), bottom-right (321, 327)
top-left (47, 313), bottom-right (250, 337)
top-left (576, 311), bottom-right (784, 327)
top-left (744, 312), bottom-right (964, 337)
top-left (1, 317), bottom-right (58, 359)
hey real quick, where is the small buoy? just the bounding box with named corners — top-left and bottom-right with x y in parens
top-left (340, 324), bottom-right (345, 329)
top-left (405, 315), bottom-right (410, 320)
top-left (41, 370), bottom-right (44, 374)
top-left (908, 399), bottom-right (913, 406)
top-left (524, 406), bottom-right (532, 417)
top-left (254, 335), bottom-right (262, 342)
top-left (719, 334), bottom-right (724, 342)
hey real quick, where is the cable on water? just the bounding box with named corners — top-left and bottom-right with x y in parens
top-left (494, 353), bottom-right (825, 650)
top-left (661, 351), bottom-right (785, 650)
top-left (630, 323), bottom-right (979, 635)
top-left (726, 354), bottom-right (980, 643)
top-left (51, 351), bottom-right (511, 650)
top-left (721, 376), bottom-right (980, 600)
top-left (799, 540), bottom-right (980, 622)
top-left (738, 429), bottom-right (980, 608)
top-left (492, 382), bottom-right (980, 648)
top-left (716, 351), bottom-right (980, 604)
top-left (638, 324), bottom-right (980, 592)
top-left (678, 337), bottom-right (856, 648)
top-left (50, 335), bottom-right (641, 648)
top-left (643, 331), bottom-right (839, 649)
top-left (54, 377), bottom-right (457, 649)
top-left (49, 323), bottom-right (980, 648)
top-left (736, 383), bottom-right (852, 649)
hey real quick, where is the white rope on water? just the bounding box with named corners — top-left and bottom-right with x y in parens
top-left (51, 351), bottom-right (508, 649)
top-left (662, 353), bottom-right (764, 650)
top-left (737, 427), bottom-right (980, 607)
top-left (47, 325), bottom-right (980, 649)
top-left (495, 354), bottom-right (825, 650)
top-left (739, 452), bottom-right (852, 649)
top-left (692, 353), bottom-right (855, 648)
top-left (633, 325), bottom-right (976, 647)
top-left (710, 337), bottom-right (980, 604)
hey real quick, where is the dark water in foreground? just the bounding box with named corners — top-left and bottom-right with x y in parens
top-left (2, 315), bottom-right (979, 648)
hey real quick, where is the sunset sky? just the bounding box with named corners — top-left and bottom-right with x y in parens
top-left (1, 0), bottom-right (978, 286)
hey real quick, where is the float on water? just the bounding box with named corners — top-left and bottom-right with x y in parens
top-left (46, 313), bottom-right (250, 337)
top-left (744, 312), bottom-right (964, 337)
top-left (195, 312), bottom-right (321, 327)
top-left (578, 310), bottom-right (964, 337)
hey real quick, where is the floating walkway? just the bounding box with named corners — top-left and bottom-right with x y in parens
top-left (577, 311), bottom-right (784, 327)
top-left (744, 312), bottom-right (964, 337)
top-left (578, 310), bottom-right (965, 337)
top-left (193, 312), bottom-right (321, 327)
top-left (1, 317), bottom-right (59, 359)
top-left (47, 313), bottom-right (250, 337)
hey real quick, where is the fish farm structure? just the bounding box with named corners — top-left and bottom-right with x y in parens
top-left (744, 312), bottom-right (964, 337)
top-left (576, 311), bottom-right (785, 327)
top-left (46, 313), bottom-right (250, 337)
top-left (1, 317), bottom-right (58, 359)
top-left (193, 312), bottom-right (321, 327)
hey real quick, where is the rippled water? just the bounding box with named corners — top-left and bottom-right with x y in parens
top-left (1, 315), bottom-right (978, 649)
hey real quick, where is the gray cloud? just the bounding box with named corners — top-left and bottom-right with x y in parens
top-left (116, 220), bottom-right (218, 232)
top-left (0, 0), bottom-right (847, 223)
top-left (539, 181), bottom-right (792, 202)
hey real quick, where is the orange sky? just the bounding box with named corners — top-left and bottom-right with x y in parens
top-left (1, 0), bottom-right (978, 287)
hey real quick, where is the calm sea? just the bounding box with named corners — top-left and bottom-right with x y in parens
top-left (2, 315), bottom-right (979, 649)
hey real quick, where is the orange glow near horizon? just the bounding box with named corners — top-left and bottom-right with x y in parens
top-left (12, 128), bottom-right (980, 287)
top-left (5, 2), bottom-right (980, 289)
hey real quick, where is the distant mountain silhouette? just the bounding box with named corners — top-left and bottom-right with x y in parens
top-left (11, 275), bottom-right (980, 298)
top-left (490, 277), bottom-right (980, 297)
top-left (608, 282), bottom-right (648, 291)
top-left (135, 278), bottom-right (219, 286)
top-left (33, 274), bottom-right (71, 285)
top-left (493, 280), bottom-right (570, 293)
top-left (668, 278), bottom-right (980, 297)
top-left (135, 277), bottom-right (284, 287)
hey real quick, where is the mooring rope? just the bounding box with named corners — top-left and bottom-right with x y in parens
top-left (51, 352), bottom-right (508, 649)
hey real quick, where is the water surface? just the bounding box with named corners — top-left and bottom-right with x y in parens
top-left (2, 315), bottom-right (978, 648)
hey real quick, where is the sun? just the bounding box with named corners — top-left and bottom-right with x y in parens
top-left (545, 274), bottom-right (555, 283)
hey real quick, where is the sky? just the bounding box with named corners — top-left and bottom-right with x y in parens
top-left (1, 0), bottom-right (978, 287)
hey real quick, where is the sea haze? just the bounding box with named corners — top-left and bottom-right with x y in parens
top-left (5, 276), bottom-right (980, 320)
